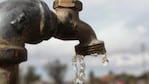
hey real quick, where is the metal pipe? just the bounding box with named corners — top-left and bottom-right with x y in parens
top-left (0, 0), bottom-right (54, 84)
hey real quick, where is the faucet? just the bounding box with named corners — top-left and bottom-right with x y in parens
top-left (53, 0), bottom-right (106, 55)
top-left (0, 0), bottom-right (106, 84)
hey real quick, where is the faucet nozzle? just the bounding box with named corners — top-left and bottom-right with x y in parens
top-left (75, 40), bottom-right (106, 56)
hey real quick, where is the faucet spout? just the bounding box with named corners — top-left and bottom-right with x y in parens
top-left (53, 0), bottom-right (106, 56)
top-left (74, 21), bottom-right (106, 56)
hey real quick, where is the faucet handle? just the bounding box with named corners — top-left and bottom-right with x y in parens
top-left (53, 0), bottom-right (82, 11)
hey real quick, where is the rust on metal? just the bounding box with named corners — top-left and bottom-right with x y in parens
top-left (75, 42), bottom-right (106, 56)
top-left (0, 0), bottom-right (106, 84)
top-left (53, 0), bottom-right (106, 56)
top-left (0, 45), bottom-right (27, 64)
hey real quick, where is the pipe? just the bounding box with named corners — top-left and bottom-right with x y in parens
top-left (0, 0), bottom-right (54, 84)
top-left (53, 0), bottom-right (106, 55)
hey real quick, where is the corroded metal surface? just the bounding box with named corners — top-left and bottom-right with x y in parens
top-left (0, 45), bottom-right (27, 64)
top-left (0, 0), bottom-right (106, 83)
top-left (0, 0), bottom-right (54, 84)
top-left (53, 0), bottom-right (106, 55)
top-left (75, 42), bottom-right (106, 56)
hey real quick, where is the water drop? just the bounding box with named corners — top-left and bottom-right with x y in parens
top-left (102, 54), bottom-right (109, 66)
top-left (90, 53), bottom-right (99, 57)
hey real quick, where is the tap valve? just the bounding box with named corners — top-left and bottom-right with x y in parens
top-left (53, 0), bottom-right (82, 11)
top-left (53, 0), bottom-right (107, 56)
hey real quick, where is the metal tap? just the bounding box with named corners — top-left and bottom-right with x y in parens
top-left (0, 0), bottom-right (106, 84)
top-left (53, 0), bottom-right (106, 55)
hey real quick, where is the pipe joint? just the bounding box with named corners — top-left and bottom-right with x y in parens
top-left (0, 44), bottom-right (27, 64)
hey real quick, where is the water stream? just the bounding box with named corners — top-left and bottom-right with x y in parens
top-left (72, 54), bottom-right (109, 84)
top-left (72, 54), bottom-right (85, 84)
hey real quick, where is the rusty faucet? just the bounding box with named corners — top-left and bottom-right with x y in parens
top-left (53, 0), bottom-right (106, 55)
top-left (0, 0), bottom-right (106, 84)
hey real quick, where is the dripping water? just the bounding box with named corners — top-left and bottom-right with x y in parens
top-left (72, 54), bottom-right (85, 84)
top-left (72, 53), bottom-right (109, 84)
top-left (102, 54), bottom-right (109, 66)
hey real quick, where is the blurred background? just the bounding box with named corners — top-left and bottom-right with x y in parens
top-left (19, 0), bottom-right (149, 84)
